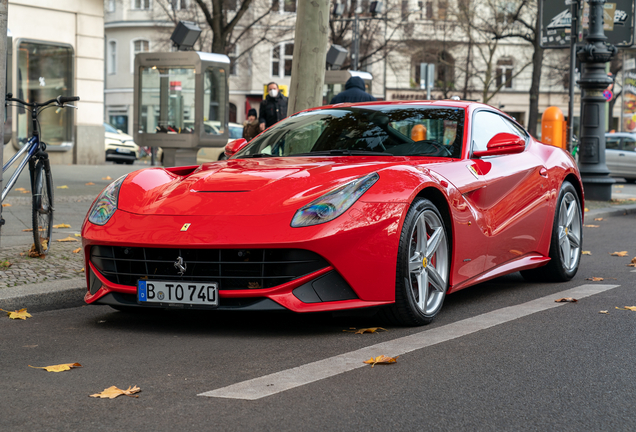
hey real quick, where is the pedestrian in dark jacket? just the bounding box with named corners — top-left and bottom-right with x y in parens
top-left (330, 76), bottom-right (376, 104)
top-left (243, 108), bottom-right (260, 142)
top-left (259, 82), bottom-right (288, 131)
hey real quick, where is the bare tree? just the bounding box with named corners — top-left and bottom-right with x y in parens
top-left (153, 0), bottom-right (295, 63)
top-left (489, 0), bottom-right (544, 136)
top-left (455, 0), bottom-right (533, 106)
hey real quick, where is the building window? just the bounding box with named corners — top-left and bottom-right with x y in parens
top-left (132, 0), bottom-right (151, 10)
top-left (16, 41), bottom-right (74, 149)
top-left (412, 50), bottom-right (454, 89)
top-left (438, 0), bottom-right (448, 20)
top-left (272, 42), bottom-right (293, 78)
top-left (171, 0), bottom-right (189, 10)
top-left (228, 44), bottom-right (238, 76)
top-left (108, 41), bottom-right (117, 75)
top-left (107, 0), bottom-right (115, 12)
top-left (496, 58), bottom-right (514, 89)
top-left (131, 39), bottom-right (150, 74)
top-left (401, 0), bottom-right (409, 20)
top-left (108, 110), bottom-right (129, 135)
top-left (272, 0), bottom-right (296, 13)
top-left (418, 1), bottom-right (433, 19)
top-left (224, 0), bottom-right (237, 11)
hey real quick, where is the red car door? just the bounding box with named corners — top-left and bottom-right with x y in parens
top-left (469, 110), bottom-right (550, 271)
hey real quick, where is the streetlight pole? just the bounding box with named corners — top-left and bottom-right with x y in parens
top-left (576, 0), bottom-right (616, 201)
top-left (567, 0), bottom-right (579, 153)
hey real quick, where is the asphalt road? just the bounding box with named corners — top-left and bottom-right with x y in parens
top-left (1, 212), bottom-right (635, 431)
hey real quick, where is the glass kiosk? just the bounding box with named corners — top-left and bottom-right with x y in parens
top-left (133, 51), bottom-right (230, 167)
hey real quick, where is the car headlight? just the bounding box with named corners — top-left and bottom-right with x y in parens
top-left (291, 172), bottom-right (379, 227)
top-left (88, 175), bottom-right (127, 225)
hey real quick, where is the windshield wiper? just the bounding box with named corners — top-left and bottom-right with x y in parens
top-left (239, 153), bottom-right (272, 158)
top-left (292, 149), bottom-right (392, 157)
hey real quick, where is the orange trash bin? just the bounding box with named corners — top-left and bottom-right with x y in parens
top-left (541, 106), bottom-right (567, 150)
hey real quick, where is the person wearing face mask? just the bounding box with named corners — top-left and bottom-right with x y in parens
top-left (259, 82), bottom-right (289, 131)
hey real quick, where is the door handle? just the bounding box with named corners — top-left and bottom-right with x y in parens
top-left (619, 153), bottom-right (626, 156)
top-left (539, 167), bottom-right (548, 178)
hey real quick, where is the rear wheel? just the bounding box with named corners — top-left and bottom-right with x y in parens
top-left (521, 181), bottom-right (582, 282)
top-left (382, 198), bottom-right (450, 326)
top-left (31, 160), bottom-right (54, 255)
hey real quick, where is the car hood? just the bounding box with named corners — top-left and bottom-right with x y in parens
top-left (118, 157), bottom-right (426, 216)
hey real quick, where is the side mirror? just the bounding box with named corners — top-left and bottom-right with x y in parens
top-left (472, 132), bottom-right (525, 158)
top-left (224, 138), bottom-right (248, 158)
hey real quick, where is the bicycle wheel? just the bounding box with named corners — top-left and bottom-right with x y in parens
top-left (32, 160), bottom-right (54, 255)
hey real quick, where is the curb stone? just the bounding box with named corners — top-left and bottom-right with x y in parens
top-left (0, 278), bottom-right (86, 313)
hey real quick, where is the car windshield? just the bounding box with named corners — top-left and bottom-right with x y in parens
top-left (235, 106), bottom-right (465, 159)
top-left (104, 123), bottom-right (118, 134)
top-left (229, 125), bottom-right (243, 139)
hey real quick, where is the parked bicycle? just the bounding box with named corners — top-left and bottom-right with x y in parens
top-left (1, 94), bottom-right (80, 254)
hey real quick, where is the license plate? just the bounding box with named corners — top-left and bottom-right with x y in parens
top-left (137, 280), bottom-right (218, 306)
top-left (115, 148), bottom-right (132, 154)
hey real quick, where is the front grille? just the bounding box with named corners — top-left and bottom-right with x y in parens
top-left (90, 246), bottom-right (329, 290)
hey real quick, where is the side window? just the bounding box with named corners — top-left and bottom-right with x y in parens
top-left (623, 137), bottom-right (636, 152)
top-left (606, 136), bottom-right (621, 150)
top-left (471, 111), bottom-right (514, 152)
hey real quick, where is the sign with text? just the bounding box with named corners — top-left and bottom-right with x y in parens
top-left (540, 0), bottom-right (634, 49)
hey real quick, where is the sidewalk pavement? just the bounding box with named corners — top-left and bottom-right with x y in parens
top-left (2, 163), bottom-right (636, 314)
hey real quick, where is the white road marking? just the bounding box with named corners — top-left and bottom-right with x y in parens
top-left (198, 284), bottom-right (619, 400)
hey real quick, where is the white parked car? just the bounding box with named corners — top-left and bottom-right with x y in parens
top-left (605, 133), bottom-right (636, 183)
top-left (104, 123), bottom-right (140, 164)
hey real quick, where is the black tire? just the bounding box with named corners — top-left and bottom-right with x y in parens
top-left (624, 178), bottom-right (636, 184)
top-left (521, 181), bottom-right (582, 282)
top-left (125, 160), bottom-right (134, 165)
top-left (32, 160), bottom-right (54, 255)
top-left (380, 198), bottom-right (451, 326)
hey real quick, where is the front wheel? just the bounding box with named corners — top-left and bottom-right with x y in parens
top-left (32, 160), bottom-right (54, 255)
top-left (381, 198), bottom-right (450, 326)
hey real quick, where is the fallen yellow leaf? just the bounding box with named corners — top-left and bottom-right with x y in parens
top-left (363, 355), bottom-right (399, 368)
top-left (610, 251), bottom-right (628, 257)
top-left (74, 233), bottom-right (81, 237)
top-left (2, 203), bottom-right (11, 207)
top-left (586, 277), bottom-right (604, 281)
top-left (582, 251), bottom-right (592, 255)
top-left (344, 327), bottom-right (387, 334)
top-left (56, 185), bottom-right (69, 189)
top-left (20, 190), bottom-right (30, 194)
top-left (0, 260), bottom-right (11, 268)
top-left (79, 267), bottom-right (85, 272)
top-left (22, 228), bottom-right (33, 232)
top-left (72, 247), bottom-right (82, 253)
top-left (85, 182), bottom-right (95, 186)
top-left (584, 207), bottom-right (589, 212)
top-left (29, 363), bottom-right (82, 372)
top-left (594, 218), bottom-right (604, 221)
top-left (27, 244), bottom-right (45, 258)
top-left (616, 185), bottom-right (624, 188)
top-left (102, 176), bottom-right (112, 180)
top-left (1, 308), bottom-right (32, 320)
top-left (90, 385), bottom-right (141, 399)
top-left (629, 198), bottom-right (636, 201)
top-left (615, 306), bottom-right (636, 311)
top-left (15, 187), bottom-right (26, 191)
top-left (555, 297), bottom-right (578, 303)
top-left (53, 223), bottom-right (71, 229)
top-left (56, 236), bottom-right (79, 242)
top-left (599, 311), bottom-right (609, 314)
top-left (584, 225), bottom-right (600, 228)
top-left (627, 257), bottom-right (636, 267)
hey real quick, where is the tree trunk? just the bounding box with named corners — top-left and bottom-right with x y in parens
top-left (527, 13), bottom-right (544, 137)
top-left (287, 0), bottom-right (329, 116)
top-left (0, 0), bottom-right (7, 246)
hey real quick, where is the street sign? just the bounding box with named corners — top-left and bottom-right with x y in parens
top-left (540, 0), bottom-right (634, 49)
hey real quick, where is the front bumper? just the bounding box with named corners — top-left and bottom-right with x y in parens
top-left (81, 201), bottom-right (407, 313)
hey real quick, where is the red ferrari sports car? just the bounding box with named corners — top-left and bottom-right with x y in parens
top-left (82, 100), bottom-right (583, 326)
